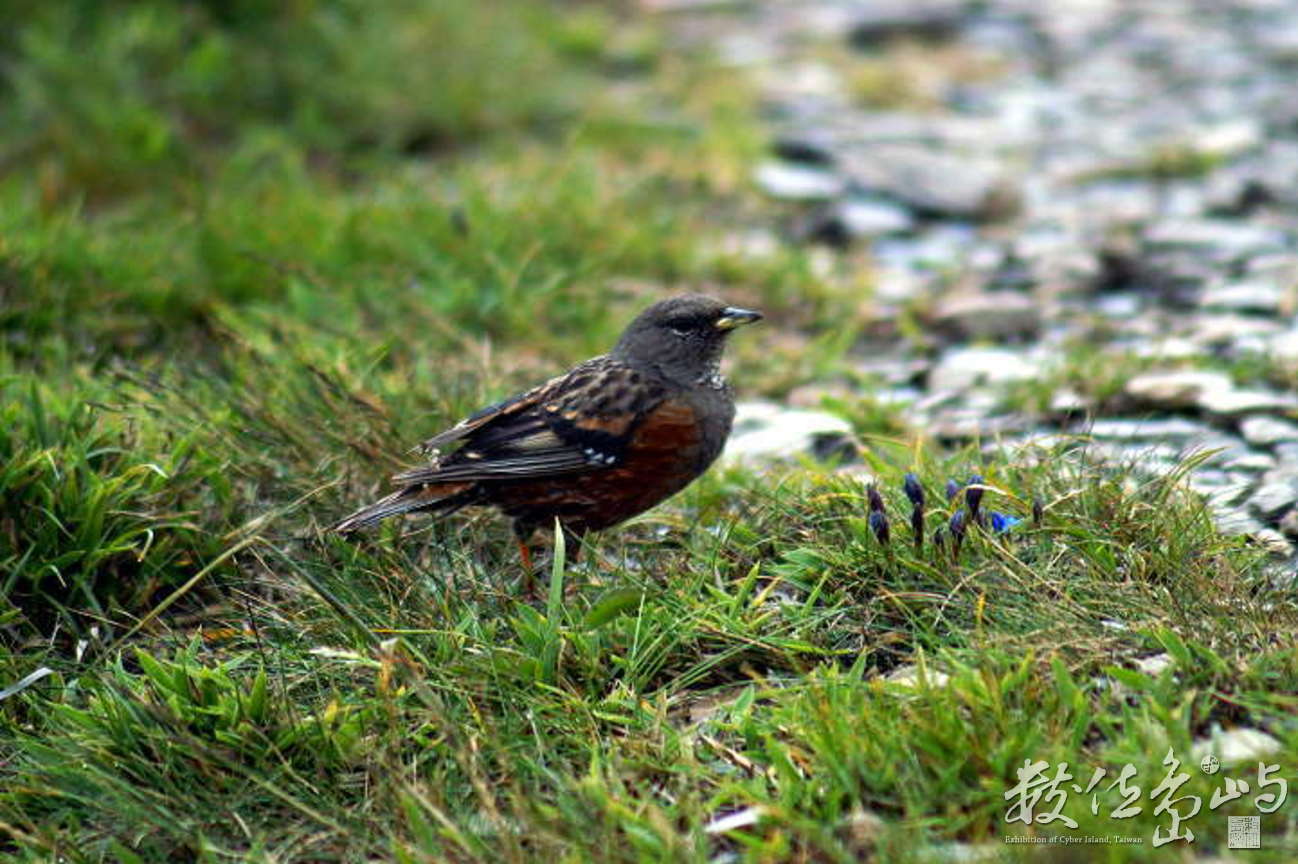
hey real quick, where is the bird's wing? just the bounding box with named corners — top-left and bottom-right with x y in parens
top-left (394, 358), bottom-right (667, 485)
top-left (414, 369), bottom-right (571, 454)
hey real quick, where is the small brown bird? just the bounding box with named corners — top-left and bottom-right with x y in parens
top-left (334, 294), bottom-right (762, 573)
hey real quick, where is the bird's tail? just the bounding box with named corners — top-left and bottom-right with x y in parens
top-left (332, 482), bottom-right (476, 535)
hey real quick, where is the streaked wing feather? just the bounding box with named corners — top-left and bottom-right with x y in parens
top-left (394, 450), bottom-right (592, 483)
top-left (416, 370), bottom-right (570, 453)
top-left (397, 358), bottom-right (665, 486)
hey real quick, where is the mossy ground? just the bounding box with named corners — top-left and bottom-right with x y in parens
top-left (2, 2), bottom-right (1296, 861)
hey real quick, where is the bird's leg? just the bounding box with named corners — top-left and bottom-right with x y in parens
top-left (514, 522), bottom-right (540, 598)
top-left (517, 537), bottom-right (536, 594)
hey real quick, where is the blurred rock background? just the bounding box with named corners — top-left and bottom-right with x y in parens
top-left (663, 0), bottom-right (1298, 566)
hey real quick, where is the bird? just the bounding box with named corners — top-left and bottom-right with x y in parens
top-left (333, 293), bottom-right (762, 581)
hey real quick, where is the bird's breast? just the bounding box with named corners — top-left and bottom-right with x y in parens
top-left (682, 384), bottom-right (735, 472)
top-left (486, 390), bottom-right (733, 533)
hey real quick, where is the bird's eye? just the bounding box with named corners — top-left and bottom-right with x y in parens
top-left (664, 318), bottom-right (695, 338)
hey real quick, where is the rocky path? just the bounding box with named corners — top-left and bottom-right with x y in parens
top-left (661, 0), bottom-right (1298, 572)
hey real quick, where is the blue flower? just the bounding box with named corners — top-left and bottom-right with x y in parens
top-left (990, 512), bottom-right (1022, 534)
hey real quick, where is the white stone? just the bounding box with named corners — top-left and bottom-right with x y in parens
top-left (723, 402), bottom-right (852, 466)
top-left (1133, 653), bottom-right (1172, 676)
top-left (1199, 281), bottom-right (1283, 314)
top-left (1268, 329), bottom-right (1298, 366)
top-left (1254, 528), bottom-right (1295, 557)
top-left (1195, 119), bottom-right (1264, 158)
top-left (837, 197), bottom-right (915, 237)
top-left (768, 61), bottom-right (845, 101)
top-left (931, 292), bottom-right (1041, 340)
top-left (1215, 508), bottom-right (1267, 537)
top-left (1240, 416), bottom-right (1298, 446)
top-left (928, 347), bottom-right (1036, 392)
top-left (885, 664), bottom-right (950, 689)
top-left (1191, 727), bottom-right (1282, 765)
top-left (1198, 388), bottom-right (1298, 416)
top-left (841, 146), bottom-right (1020, 221)
top-left (1188, 477), bottom-right (1252, 507)
top-left (1247, 482), bottom-right (1298, 518)
top-left (1124, 370), bottom-right (1232, 408)
top-left (1145, 219), bottom-right (1284, 257)
top-left (704, 806), bottom-right (766, 835)
top-left (1133, 337), bottom-right (1202, 360)
top-left (1087, 418), bottom-right (1215, 441)
top-left (1096, 293), bottom-right (1141, 318)
top-left (1221, 451), bottom-right (1277, 472)
top-left (1194, 315), bottom-right (1286, 347)
top-left (754, 160), bottom-right (844, 201)
top-left (1050, 388), bottom-right (1088, 413)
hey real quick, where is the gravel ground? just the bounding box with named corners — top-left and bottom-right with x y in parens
top-left (658, 0), bottom-right (1298, 574)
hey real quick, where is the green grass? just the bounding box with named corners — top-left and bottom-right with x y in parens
top-left (3, 1), bottom-right (1298, 861)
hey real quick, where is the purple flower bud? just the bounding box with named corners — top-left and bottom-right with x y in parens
top-left (945, 479), bottom-right (960, 502)
top-left (903, 473), bottom-right (925, 509)
top-left (949, 508), bottom-right (967, 541)
top-left (869, 511), bottom-right (891, 546)
top-left (867, 485), bottom-right (885, 514)
top-left (949, 509), bottom-right (968, 557)
top-left (1032, 497), bottom-right (1044, 526)
top-left (966, 475), bottom-right (984, 525)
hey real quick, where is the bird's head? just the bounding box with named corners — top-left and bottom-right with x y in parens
top-left (611, 293), bottom-right (762, 385)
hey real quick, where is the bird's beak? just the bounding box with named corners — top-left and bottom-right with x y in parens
top-left (715, 306), bottom-right (763, 330)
